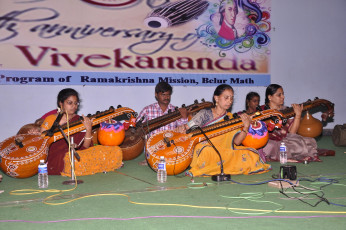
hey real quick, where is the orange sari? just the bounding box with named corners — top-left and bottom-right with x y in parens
top-left (187, 111), bottom-right (271, 177)
top-left (41, 114), bottom-right (123, 176)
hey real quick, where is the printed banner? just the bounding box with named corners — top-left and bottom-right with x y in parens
top-left (0, 0), bottom-right (271, 86)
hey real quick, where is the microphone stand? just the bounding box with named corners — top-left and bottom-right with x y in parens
top-left (194, 126), bottom-right (231, 182)
top-left (56, 128), bottom-right (83, 185)
top-left (57, 125), bottom-right (81, 161)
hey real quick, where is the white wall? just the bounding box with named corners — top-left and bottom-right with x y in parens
top-left (0, 0), bottom-right (345, 141)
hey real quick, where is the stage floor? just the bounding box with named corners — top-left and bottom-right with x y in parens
top-left (1, 136), bottom-right (346, 230)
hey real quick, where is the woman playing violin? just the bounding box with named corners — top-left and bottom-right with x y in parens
top-left (41, 88), bottom-right (93, 175)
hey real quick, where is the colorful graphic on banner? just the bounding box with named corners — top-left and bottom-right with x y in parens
top-left (0, 0), bottom-right (271, 86)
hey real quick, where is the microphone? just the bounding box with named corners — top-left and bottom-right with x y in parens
top-left (46, 111), bottom-right (64, 137)
top-left (163, 137), bottom-right (171, 147)
top-left (186, 127), bottom-right (195, 134)
top-left (186, 120), bottom-right (198, 134)
top-left (15, 138), bottom-right (24, 148)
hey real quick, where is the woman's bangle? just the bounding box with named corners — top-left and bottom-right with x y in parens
top-left (241, 129), bottom-right (248, 134)
top-left (85, 136), bottom-right (93, 140)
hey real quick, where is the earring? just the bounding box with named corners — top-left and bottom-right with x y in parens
top-left (57, 107), bottom-right (61, 113)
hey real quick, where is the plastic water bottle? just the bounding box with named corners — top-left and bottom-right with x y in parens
top-left (157, 156), bottom-right (167, 183)
top-left (279, 142), bottom-right (287, 165)
top-left (38, 160), bottom-right (48, 188)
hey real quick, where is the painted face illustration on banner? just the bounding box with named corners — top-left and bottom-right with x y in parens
top-left (197, 0), bottom-right (270, 54)
top-left (211, 0), bottom-right (249, 41)
top-left (224, 0), bottom-right (238, 26)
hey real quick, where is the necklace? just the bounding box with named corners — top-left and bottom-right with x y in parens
top-left (269, 103), bottom-right (282, 110)
top-left (213, 108), bottom-right (226, 117)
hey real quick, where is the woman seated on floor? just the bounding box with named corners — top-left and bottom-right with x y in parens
top-left (40, 88), bottom-right (123, 176)
top-left (259, 84), bottom-right (325, 163)
top-left (176, 84), bottom-right (271, 177)
top-left (40, 88), bottom-right (94, 175)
